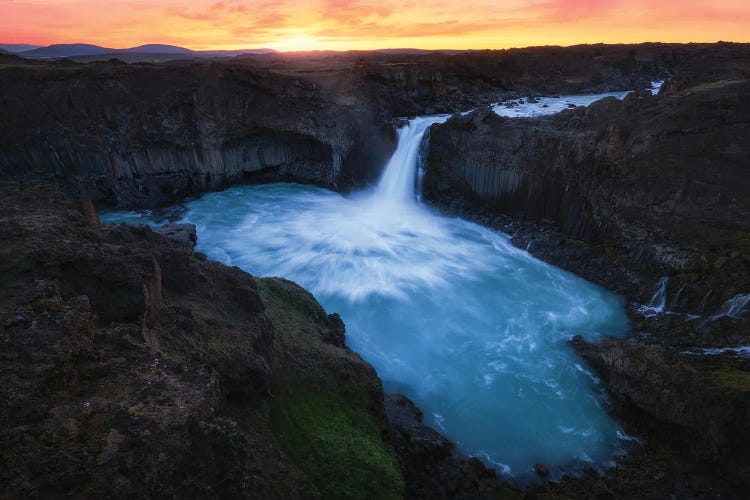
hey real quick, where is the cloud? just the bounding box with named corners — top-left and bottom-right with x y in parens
top-left (168, 2), bottom-right (253, 22)
top-left (322, 0), bottom-right (395, 20)
top-left (529, 0), bottom-right (623, 23)
top-left (2, 0), bottom-right (749, 50)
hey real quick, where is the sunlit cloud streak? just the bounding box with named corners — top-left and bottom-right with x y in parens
top-left (2, 0), bottom-right (749, 51)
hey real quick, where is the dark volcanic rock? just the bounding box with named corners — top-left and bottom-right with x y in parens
top-left (572, 336), bottom-right (750, 491)
top-left (425, 78), bottom-right (750, 313)
top-left (574, 337), bottom-right (750, 460)
top-left (3, 43), bottom-right (748, 210)
top-left (0, 182), bottom-right (403, 498)
top-left (385, 393), bottom-right (521, 499)
top-left (3, 43), bottom-right (750, 499)
top-left (386, 393), bottom-right (454, 462)
top-left (0, 59), bottom-right (397, 208)
top-left (154, 223), bottom-right (197, 252)
top-left (421, 58), bottom-right (750, 498)
top-left (534, 463), bottom-right (550, 477)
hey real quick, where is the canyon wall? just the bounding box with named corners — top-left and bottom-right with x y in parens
top-left (0, 56), bottom-right (396, 207)
top-left (0, 132), bottom-right (336, 207)
top-left (425, 79), bottom-right (750, 312)
top-left (2, 43), bottom-right (747, 208)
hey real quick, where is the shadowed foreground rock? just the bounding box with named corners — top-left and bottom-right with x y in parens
top-left (0, 182), bottom-right (403, 498)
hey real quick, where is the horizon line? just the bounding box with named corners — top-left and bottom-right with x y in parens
top-left (3, 39), bottom-right (749, 55)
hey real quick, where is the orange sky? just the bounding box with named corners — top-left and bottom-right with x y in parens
top-left (2, 0), bottom-right (749, 51)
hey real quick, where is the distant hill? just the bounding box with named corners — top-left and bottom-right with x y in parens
top-left (0, 52), bottom-right (29, 65)
top-left (0, 44), bottom-right (43, 53)
top-left (13, 43), bottom-right (276, 60)
top-left (127, 44), bottom-right (194, 54)
top-left (21, 44), bottom-right (114, 58)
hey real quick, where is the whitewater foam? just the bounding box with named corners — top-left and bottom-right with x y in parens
top-left (492, 81), bottom-right (664, 118)
top-left (103, 182), bottom-right (631, 479)
top-left (102, 94), bottom-right (638, 479)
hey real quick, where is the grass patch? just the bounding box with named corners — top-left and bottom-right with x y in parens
top-left (271, 385), bottom-right (404, 500)
top-left (681, 79), bottom-right (748, 95)
top-left (257, 277), bottom-right (329, 334)
top-left (712, 367), bottom-right (750, 392)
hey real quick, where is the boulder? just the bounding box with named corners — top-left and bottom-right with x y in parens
top-left (154, 223), bottom-right (197, 252)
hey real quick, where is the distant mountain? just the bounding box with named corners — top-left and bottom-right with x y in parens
top-left (0, 44), bottom-right (43, 53)
top-left (21, 44), bottom-right (113, 58)
top-left (127, 44), bottom-right (193, 54)
top-left (14, 43), bottom-right (277, 60)
top-left (376, 48), bottom-right (434, 54)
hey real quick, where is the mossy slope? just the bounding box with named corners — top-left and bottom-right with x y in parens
top-left (258, 277), bottom-right (404, 499)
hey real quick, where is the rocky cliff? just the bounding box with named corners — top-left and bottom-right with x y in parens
top-left (0, 56), bottom-right (397, 207)
top-left (425, 78), bottom-right (750, 315)
top-left (3, 44), bottom-right (750, 498)
top-left (4, 43), bottom-right (747, 209)
top-left (6, 182), bottom-right (698, 499)
top-left (422, 51), bottom-right (750, 499)
top-left (0, 182), bottom-right (405, 498)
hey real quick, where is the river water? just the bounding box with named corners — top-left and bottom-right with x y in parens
top-left (103, 90), bottom-right (639, 479)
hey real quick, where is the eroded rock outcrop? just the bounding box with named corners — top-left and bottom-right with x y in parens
top-left (385, 394), bottom-right (521, 499)
top-left (572, 336), bottom-right (750, 492)
top-left (5, 43), bottom-right (748, 210)
top-left (0, 182), bottom-right (404, 498)
top-left (425, 79), bottom-right (750, 314)
top-left (0, 59), bottom-right (396, 207)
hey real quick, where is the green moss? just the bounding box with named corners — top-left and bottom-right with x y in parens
top-left (713, 367), bottom-right (750, 391)
top-left (271, 385), bottom-right (404, 500)
top-left (681, 79), bottom-right (748, 95)
top-left (257, 277), bottom-right (404, 498)
top-left (257, 277), bottom-right (329, 335)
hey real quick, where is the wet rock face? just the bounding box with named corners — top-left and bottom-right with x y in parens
top-left (0, 182), bottom-right (402, 498)
top-left (154, 223), bottom-right (197, 252)
top-left (572, 336), bottom-right (750, 488)
top-left (385, 393), bottom-right (523, 499)
top-left (425, 80), bottom-right (750, 311)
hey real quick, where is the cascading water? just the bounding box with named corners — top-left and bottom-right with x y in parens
top-left (711, 293), bottom-right (750, 320)
top-left (103, 92), bottom-right (636, 480)
top-left (375, 115), bottom-right (449, 203)
top-left (637, 277), bottom-right (669, 317)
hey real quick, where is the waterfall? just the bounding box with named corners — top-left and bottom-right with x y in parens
top-left (669, 283), bottom-right (686, 310)
top-left (637, 277), bottom-right (668, 317)
top-left (102, 90), bottom-right (664, 478)
top-left (698, 290), bottom-right (713, 313)
top-left (375, 115), bottom-right (449, 204)
top-left (711, 293), bottom-right (750, 321)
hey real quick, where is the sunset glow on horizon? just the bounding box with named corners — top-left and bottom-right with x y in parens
top-left (3, 0), bottom-right (750, 52)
